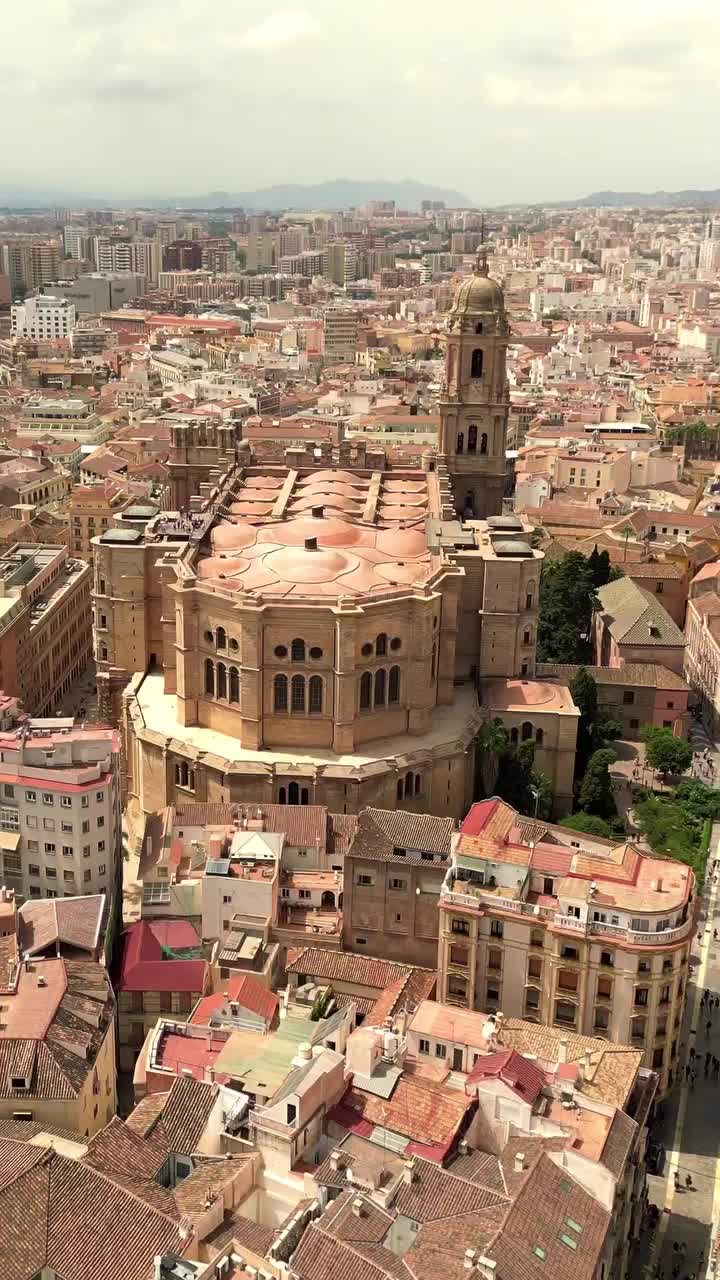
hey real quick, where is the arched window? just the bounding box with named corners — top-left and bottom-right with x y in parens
top-left (536, 727), bottom-right (544, 745)
top-left (526, 585), bottom-right (535, 609)
top-left (216, 626), bottom-right (226, 650)
top-left (291, 674), bottom-right (305, 713)
top-left (217, 663), bottom-right (227, 699)
top-left (291, 638), bottom-right (305, 662)
top-left (205, 658), bottom-right (214, 695)
top-left (468, 425), bottom-right (477, 454)
top-left (480, 432), bottom-right (488, 455)
top-left (274, 673), bottom-right (288, 712)
top-left (374, 668), bottom-right (386, 705)
top-left (397, 779), bottom-right (403, 804)
top-left (414, 774), bottom-right (421, 795)
top-left (360, 672), bottom-right (372, 710)
top-left (309, 675), bottom-right (323, 714)
top-left (278, 786), bottom-right (287, 804)
top-left (510, 727), bottom-right (519, 745)
top-left (456, 432), bottom-right (464, 454)
top-left (471, 349), bottom-right (484, 379)
top-left (375, 633), bottom-right (387, 657)
top-left (521, 721), bottom-right (533, 741)
top-left (229, 667), bottom-right (240, 703)
top-left (288, 781), bottom-right (300, 805)
top-left (523, 629), bottom-right (531, 645)
top-left (388, 666), bottom-right (400, 704)
top-left (475, 322), bottom-right (483, 335)
top-left (404, 773), bottom-right (413, 797)
top-left (301, 787), bottom-right (309, 806)
top-left (99, 643), bottom-right (108, 662)
top-left (431, 645), bottom-right (437, 680)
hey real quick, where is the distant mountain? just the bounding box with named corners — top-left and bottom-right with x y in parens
top-left (566, 189), bottom-right (720, 208)
top-left (0, 178), bottom-right (472, 212)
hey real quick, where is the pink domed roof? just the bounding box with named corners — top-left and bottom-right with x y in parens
top-left (383, 479), bottom-right (427, 493)
top-left (197, 556), bottom-right (249, 579)
top-left (380, 492), bottom-right (426, 507)
top-left (259, 516), bottom-right (372, 548)
top-left (211, 523), bottom-right (258, 551)
top-left (289, 494), bottom-right (364, 514)
top-left (230, 501), bottom-right (275, 517)
top-left (378, 505), bottom-right (426, 522)
top-left (376, 528), bottom-right (427, 556)
top-left (264, 545), bottom-right (358, 584)
top-left (244, 476), bottom-right (283, 489)
top-left (308, 469), bottom-right (363, 484)
top-left (375, 561), bottom-right (428, 586)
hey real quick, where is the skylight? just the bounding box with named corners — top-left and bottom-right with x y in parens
top-left (565, 1217), bottom-right (583, 1234)
top-left (533, 1246), bottom-right (547, 1261)
top-left (559, 1233), bottom-right (578, 1251)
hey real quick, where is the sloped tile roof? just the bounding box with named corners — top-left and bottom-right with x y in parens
top-left (597, 577), bottom-right (685, 646)
top-left (349, 808), bottom-right (455, 859)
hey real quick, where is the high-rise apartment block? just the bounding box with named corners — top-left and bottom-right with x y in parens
top-left (0, 695), bottom-right (121, 903)
top-left (0, 544), bottom-right (92, 714)
top-left (11, 294), bottom-right (76, 341)
top-left (1, 240), bottom-right (61, 291)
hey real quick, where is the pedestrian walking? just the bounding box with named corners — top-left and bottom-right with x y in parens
top-left (707, 1018), bottom-right (712, 1036)
top-left (686, 1173), bottom-right (693, 1189)
top-left (715, 996), bottom-right (719, 1010)
top-left (690, 1045), bottom-right (696, 1060)
top-left (714, 929), bottom-right (718, 941)
top-left (705, 1051), bottom-right (711, 1067)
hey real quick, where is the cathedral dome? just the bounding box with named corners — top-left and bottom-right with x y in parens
top-left (450, 265), bottom-right (504, 317)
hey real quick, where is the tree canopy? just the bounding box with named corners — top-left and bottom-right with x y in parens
top-left (578, 748), bottom-right (618, 820)
top-left (537, 550), bottom-right (623, 665)
top-left (641, 725), bottom-right (693, 777)
top-left (569, 667), bottom-right (622, 780)
top-left (558, 812), bottom-right (626, 839)
top-left (634, 779), bottom-right (720, 887)
top-left (476, 723), bottom-right (553, 820)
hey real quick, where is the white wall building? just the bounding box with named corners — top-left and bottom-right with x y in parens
top-left (11, 295), bottom-right (76, 341)
top-left (0, 707), bottom-right (121, 903)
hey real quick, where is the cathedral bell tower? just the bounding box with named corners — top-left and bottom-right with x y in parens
top-left (439, 252), bottom-right (509, 519)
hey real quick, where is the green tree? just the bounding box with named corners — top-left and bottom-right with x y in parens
top-left (578, 748), bottom-right (618, 820)
top-left (641, 726), bottom-right (693, 777)
top-left (559, 812), bottom-right (615, 838)
top-left (537, 552), bottom-right (598, 664)
top-left (569, 667), bottom-right (622, 779)
top-left (476, 719), bottom-right (509, 798)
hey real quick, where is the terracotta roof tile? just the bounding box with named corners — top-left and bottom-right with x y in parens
top-left (287, 947), bottom-right (432, 992)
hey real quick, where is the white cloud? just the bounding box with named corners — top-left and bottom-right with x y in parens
top-left (483, 69), bottom-right (667, 111)
top-left (238, 9), bottom-right (321, 50)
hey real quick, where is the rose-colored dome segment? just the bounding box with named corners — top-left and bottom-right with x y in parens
top-left (378, 505), bottom-right (427, 522)
top-left (230, 501), bottom-right (275, 517)
top-left (382, 479), bottom-right (427, 494)
top-left (264, 545), bottom-right (359, 584)
top-left (258, 516), bottom-right (372, 548)
top-left (375, 562), bottom-right (428, 586)
top-left (243, 476), bottom-right (284, 489)
top-left (380, 492), bottom-right (427, 507)
top-left (376, 528), bottom-right (427, 557)
top-left (211, 523), bottom-right (258, 551)
top-left (288, 494), bottom-right (364, 515)
top-left (307, 469), bottom-right (362, 485)
top-left (197, 557), bottom-right (249, 579)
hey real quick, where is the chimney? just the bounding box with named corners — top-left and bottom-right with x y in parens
top-left (352, 1197), bottom-right (365, 1218)
top-left (402, 1159), bottom-right (416, 1185)
top-left (558, 1038), bottom-right (569, 1064)
top-left (584, 1050), bottom-right (593, 1073)
top-left (514, 1152), bottom-right (526, 1173)
top-left (304, 537), bottom-right (318, 551)
top-left (311, 505), bottom-right (324, 518)
top-left (464, 1250), bottom-right (478, 1271)
top-left (330, 1149), bottom-right (343, 1171)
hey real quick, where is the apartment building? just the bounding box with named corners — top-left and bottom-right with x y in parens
top-left (433, 798), bottom-right (693, 1091)
top-left (117, 918), bottom-right (209, 1069)
top-left (684, 559), bottom-right (720, 734)
top-left (93, 236), bottom-right (159, 282)
top-left (537, 662), bottom-right (690, 739)
top-left (19, 397), bottom-right (113, 444)
top-left (0, 699), bottom-right (121, 902)
top-left (68, 481), bottom-right (132, 558)
top-left (1, 240), bottom-right (61, 291)
top-left (0, 544), bottom-right (92, 714)
top-left (323, 309), bottom-right (359, 362)
top-left (11, 294), bottom-right (76, 341)
top-left (342, 807), bottom-right (455, 965)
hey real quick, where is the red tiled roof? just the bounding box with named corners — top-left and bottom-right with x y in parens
top-left (120, 920), bottom-right (208, 994)
top-left (190, 974), bottom-right (278, 1027)
top-left (466, 1049), bottom-right (546, 1104)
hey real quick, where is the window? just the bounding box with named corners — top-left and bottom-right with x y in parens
top-left (389, 878), bottom-right (407, 891)
top-left (216, 662), bottom-right (227, 698)
top-left (521, 721), bottom-right (533, 742)
top-left (84, 869), bottom-right (91, 883)
top-left (308, 675), bottom-right (323, 714)
top-left (388, 666), bottom-right (400, 704)
top-left (360, 671), bottom-right (372, 710)
top-left (480, 432), bottom-right (488, 455)
top-left (98, 841), bottom-right (105, 853)
top-left (274, 644), bottom-right (288, 659)
top-left (471, 348), bottom-right (484, 378)
top-left (635, 987), bottom-right (649, 1007)
top-left (600, 950), bottom-right (614, 968)
top-left (490, 920), bottom-right (503, 938)
top-left (3, 785), bottom-right (13, 799)
top-left (291, 674), bottom-right (305, 714)
top-left (630, 718), bottom-right (640, 729)
top-left (96, 816), bottom-right (104, 829)
top-left (82, 820), bottom-right (90, 834)
top-left (375, 633), bottom-right (387, 657)
top-left (450, 945), bottom-right (468, 967)
top-left (451, 918), bottom-right (470, 935)
top-left (61, 822), bottom-right (73, 834)
top-left (99, 864), bottom-right (106, 876)
top-left (488, 947), bottom-right (502, 972)
top-left (28, 864), bottom-right (40, 877)
top-left (229, 668), bottom-right (240, 703)
top-left (62, 846), bottom-right (73, 858)
top-left (622, 690), bottom-right (635, 705)
top-left (456, 431), bottom-right (464, 454)
top-left (435, 1042), bottom-right (447, 1059)
top-left (205, 659), bottom-right (214, 695)
top-left (215, 626), bottom-right (226, 650)
top-left (44, 842), bottom-right (56, 854)
top-left (655, 582), bottom-right (664, 594)
top-left (291, 638), bottom-right (305, 662)
top-left (419, 1038), bottom-right (430, 1054)
top-left (274, 673), bottom-right (288, 713)
top-left (43, 818), bottom-right (55, 832)
top-left (357, 873), bottom-right (375, 887)
top-left (46, 866), bottom-right (57, 878)
top-left (42, 793), bottom-right (54, 806)
top-left (374, 668), bottom-right (386, 705)
top-left (25, 791), bottom-right (36, 803)
top-left (468, 424), bottom-right (477, 453)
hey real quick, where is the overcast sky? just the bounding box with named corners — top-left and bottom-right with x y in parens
top-left (3, 0), bottom-right (719, 202)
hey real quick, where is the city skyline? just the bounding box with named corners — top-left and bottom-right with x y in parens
top-left (2, 0), bottom-right (719, 203)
